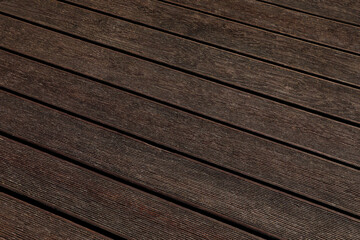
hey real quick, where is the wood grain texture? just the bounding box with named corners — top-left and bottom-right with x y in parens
top-left (166, 0), bottom-right (360, 55)
top-left (0, 17), bottom-right (359, 165)
top-left (1, 51), bottom-right (360, 215)
top-left (264, 0), bottom-right (360, 26)
top-left (1, 1), bottom-right (359, 239)
top-left (1, 0), bottom-right (359, 87)
top-left (0, 137), bottom-right (255, 240)
top-left (0, 193), bottom-right (110, 240)
top-left (1, 91), bottom-right (360, 240)
top-left (59, 0), bottom-right (360, 82)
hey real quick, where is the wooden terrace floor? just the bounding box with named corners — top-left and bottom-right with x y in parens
top-left (1, 0), bottom-right (359, 239)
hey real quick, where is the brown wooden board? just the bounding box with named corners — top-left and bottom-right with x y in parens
top-left (264, 0), bottom-right (360, 26)
top-left (166, 0), bottom-right (360, 55)
top-left (0, 193), bottom-right (110, 240)
top-left (1, 91), bottom-right (360, 239)
top-left (0, 137), bottom-right (257, 240)
top-left (1, 0), bottom-right (360, 88)
top-left (0, 17), bottom-right (359, 166)
top-left (1, 50), bottom-right (360, 215)
top-left (56, 0), bottom-right (360, 82)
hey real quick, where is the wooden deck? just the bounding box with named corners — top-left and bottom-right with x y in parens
top-left (0, 0), bottom-right (359, 239)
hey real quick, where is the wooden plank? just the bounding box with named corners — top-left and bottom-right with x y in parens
top-left (56, 0), bottom-right (360, 82)
top-left (1, 17), bottom-right (359, 166)
top-left (1, 93), bottom-right (360, 239)
top-left (166, 0), bottom-right (360, 55)
top-left (0, 193), bottom-right (110, 240)
top-left (2, 52), bottom-right (360, 216)
top-left (264, 0), bottom-right (360, 26)
top-left (0, 1), bottom-right (359, 88)
top-left (0, 137), bottom-right (256, 240)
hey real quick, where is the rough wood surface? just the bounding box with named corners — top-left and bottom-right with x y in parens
top-left (0, 137), bottom-right (256, 240)
top-left (166, 0), bottom-right (360, 55)
top-left (1, 1), bottom-right (359, 239)
top-left (0, 193), bottom-right (110, 240)
top-left (0, 18), bottom-right (359, 165)
top-left (264, 0), bottom-right (360, 26)
top-left (1, 51), bottom-right (360, 216)
top-left (58, 0), bottom-right (360, 82)
top-left (1, 0), bottom-right (359, 87)
top-left (1, 92), bottom-right (360, 239)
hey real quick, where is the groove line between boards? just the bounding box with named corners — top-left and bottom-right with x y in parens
top-left (1, 11), bottom-right (360, 127)
top-left (58, 0), bottom-right (360, 86)
top-left (0, 133), bottom-right (276, 240)
top-left (1, 88), bottom-right (359, 222)
top-left (255, 0), bottom-right (360, 28)
top-left (1, 46), bottom-right (359, 171)
top-left (156, 0), bottom-right (360, 55)
top-left (0, 186), bottom-right (125, 239)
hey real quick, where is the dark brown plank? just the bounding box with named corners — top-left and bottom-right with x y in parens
top-left (1, 17), bottom-right (359, 166)
top-left (2, 51), bottom-right (360, 215)
top-left (265, 0), bottom-right (360, 26)
top-left (58, 0), bottom-right (360, 82)
top-left (0, 193), bottom-right (110, 240)
top-left (167, 0), bottom-right (360, 55)
top-left (1, 0), bottom-right (359, 88)
top-left (1, 92), bottom-right (360, 239)
top-left (0, 137), bottom-right (255, 239)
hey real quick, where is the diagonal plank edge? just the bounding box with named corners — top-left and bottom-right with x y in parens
top-left (57, 0), bottom-right (360, 80)
top-left (165, 0), bottom-right (360, 54)
top-left (0, 193), bottom-right (112, 240)
top-left (261, 0), bottom-right (360, 26)
top-left (1, 1), bottom-right (359, 239)
top-left (2, 62), bottom-right (360, 217)
top-left (1, 50), bottom-right (360, 213)
top-left (1, 0), bottom-right (359, 92)
top-left (3, 84), bottom-right (360, 221)
top-left (1, 48), bottom-right (360, 171)
top-left (0, 16), bottom-right (359, 165)
top-left (1, 92), bottom-right (360, 239)
top-left (0, 137), bottom-right (259, 240)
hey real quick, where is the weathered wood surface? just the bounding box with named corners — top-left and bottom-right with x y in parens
top-left (0, 137), bottom-right (257, 240)
top-left (1, 0), bottom-right (359, 89)
top-left (1, 50), bottom-right (360, 217)
top-left (1, 17), bottom-right (359, 166)
top-left (1, 92), bottom-right (360, 239)
top-left (264, 0), bottom-right (360, 26)
top-left (0, 193), bottom-right (110, 240)
top-left (1, 0), bottom-right (359, 238)
top-left (166, 0), bottom-right (360, 55)
top-left (57, 0), bottom-right (360, 82)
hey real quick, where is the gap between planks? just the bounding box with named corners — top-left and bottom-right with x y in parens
top-left (1, 91), bottom-right (358, 238)
top-left (1, 8), bottom-right (359, 124)
top-left (160, 0), bottom-right (358, 54)
top-left (0, 135), bottom-right (274, 240)
top-left (1, 47), bottom-right (359, 171)
top-left (255, 0), bottom-right (360, 27)
top-left (1, 9), bottom-right (359, 124)
top-left (0, 188), bottom-right (122, 239)
top-left (57, 0), bottom-right (360, 86)
top-left (157, 0), bottom-right (360, 55)
top-left (1, 89), bottom-right (359, 221)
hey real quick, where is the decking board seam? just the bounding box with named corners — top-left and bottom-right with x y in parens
top-left (58, 0), bottom-right (360, 85)
top-left (0, 133), bottom-right (276, 240)
top-left (0, 186), bottom-right (124, 239)
top-left (2, 12), bottom-right (359, 125)
top-left (255, 0), bottom-right (360, 28)
top-left (1, 89), bottom-right (359, 221)
top-left (1, 46), bottom-right (359, 171)
top-left (157, 0), bottom-right (360, 55)
top-left (2, 12), bottom-right (359, 123)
